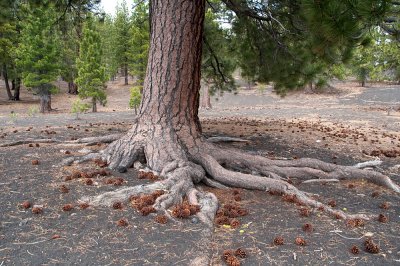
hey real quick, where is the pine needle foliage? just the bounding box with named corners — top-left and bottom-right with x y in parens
top-left (76, 15), bottom-right (107, 112)
top-left (15, 4), bottom-right (60, 106)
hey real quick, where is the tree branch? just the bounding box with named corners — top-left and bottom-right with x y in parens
top-left (203, 36), bottom-right (228, 83)
top-left (221, 0), bottom-right (271, 22)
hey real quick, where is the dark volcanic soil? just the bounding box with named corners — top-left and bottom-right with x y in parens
top-left (0, 120), bottom-right (399, 266)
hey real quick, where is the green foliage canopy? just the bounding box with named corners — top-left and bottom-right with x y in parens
top-left (15, 4), bottom-right (60, 95)
top-left (76, 16), bottom-right (107, 110)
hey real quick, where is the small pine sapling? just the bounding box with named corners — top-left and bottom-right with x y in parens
top-left (129, 86), bottom-right (142, 114)
top-left (71, 99), bottom-right (90, 120)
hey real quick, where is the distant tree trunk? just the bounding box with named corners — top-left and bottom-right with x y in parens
top-left (361, 80), bottom-right (365, 87)
top-left (92, 98), bottom-right (97, 112)
top-left (39, 91), bottom-right (51, 113)
top-left (2, 64), bottom-right (13, 100)
top-left (47, 95), bottom-right (52, 111)
top-left (68, 81), bottom-right (78, 94)
top-left (12, 78), bottom-right (21, 101)
top-left (200, 82), bottom-right (212, 109)
top-left (124, 64), bottom-right (129, 85)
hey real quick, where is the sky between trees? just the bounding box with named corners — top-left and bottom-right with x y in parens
top-left (100, 0), bottom-right (119, 15)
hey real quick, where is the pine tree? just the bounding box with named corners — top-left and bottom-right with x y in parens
top-left (128, 0), bottom-right (149, 89)
top-left (59, 17), bottom-right (80, 95)
top-left (114, 0), bottom-right (131, 85)
top-left (76, 16), bottom-right (107, 112)
top-left (0, 0), bottom-right (21, 101)
top-left (15, 4), bottom-right (60, 113)
top-left (202, 4), bottom-right (235, 97)
top-left (99, 14), bottom-right (119, 81)
top-left (230, 0), bottom-right (389, 94)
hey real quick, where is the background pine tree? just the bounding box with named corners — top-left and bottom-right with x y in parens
top-left (15, 4), bottom-right (60, 113)
top-left (128, 0), bottom-right (149, 89)
top-left (99, 14), bottom-right (119, 81)
top-left (114, 0), bottom-right (131, 85)
top-left (76, 16), bottom-right (107, 112)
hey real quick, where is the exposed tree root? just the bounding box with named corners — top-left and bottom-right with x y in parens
top-left (208, 147), bottom-right (400, 193)
top-left (302, 179), bottom-right (339, 184)
top-left (0, 138), bottom-right (59, 147)
top-left (67, 134), bottom-right (122, 145)
top-left (0, 134), bottom-right (122, 148)
top-left (207, 136), bottom-right (250, 143)
top-left (53, 125), bottom-right (398, 266)
top-left (69, 132), bottom-right (399, 229)
top-left (195, 152), bottom-right (370, 220)
top-left (1, 134), bottom-right (246, 147)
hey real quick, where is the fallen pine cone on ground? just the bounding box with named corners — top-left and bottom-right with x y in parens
top-left (295, 237), bottom-right (306, 246)
top-left (117, 219), bottom-right (128, 227)
top-left (364, 238), bottom-right (379, 254)
top-left (274, 236), bottom-right (284, 245)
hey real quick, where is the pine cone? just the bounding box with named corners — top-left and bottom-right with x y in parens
top-left (112, 202), bottom-right (123, 210)
top-left (117, 219), bottom-right (128, 226)
top-left (155, 215), bottom-right (168, 224)
top-left (295, 237), bottom-right (306, 246)
top-left (62, 204), bottom-right (74, 212)
top-left (234, 248), bottom-right (247, 258)
top-left (350, 245), bottom-right (359, 254)
top-left (274, 236), bottom-right (284, 245)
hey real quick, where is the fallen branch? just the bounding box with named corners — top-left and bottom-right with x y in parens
top-left (0, 139), bottom-right (58, 147)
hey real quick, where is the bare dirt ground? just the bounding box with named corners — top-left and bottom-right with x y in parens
top-left (0, 78), bottom-right (399, 265)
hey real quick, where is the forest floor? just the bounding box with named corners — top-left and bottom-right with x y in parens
top-left (0, 78), bottom-right (400, 265)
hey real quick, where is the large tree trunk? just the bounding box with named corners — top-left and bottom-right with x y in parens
top-left (2, 64), bottom-right (13, 100)
top-left (100, 0), bottom-right (205, 172)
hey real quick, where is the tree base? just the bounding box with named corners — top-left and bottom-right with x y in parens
top-left (64, 125), bottom-right (399, 226)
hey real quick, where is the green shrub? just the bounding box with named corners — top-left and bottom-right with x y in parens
top-left (71, 99), bottom-right (90, 119)
top-left (129, 86), bottom-right (142, 114)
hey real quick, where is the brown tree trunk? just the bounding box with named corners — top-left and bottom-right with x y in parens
top-left (200, 82), bottom-right (212, 109)
top-left (12, 78), bottom-right (21, 101)
top-left (124, 64), bottom-right (128, 85)
top-left (46, 94), bottom-right (52, 111)
top-left (92, 98), bottom-right (97, 112)
top-left (361, 79), bottom-right (365, 87)
top-left (68, 81), bottom-right (78, 94)
top-left (2, 64), bottom-right (13, 100)
top-left (39, 92), bottom-right (51, 113)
